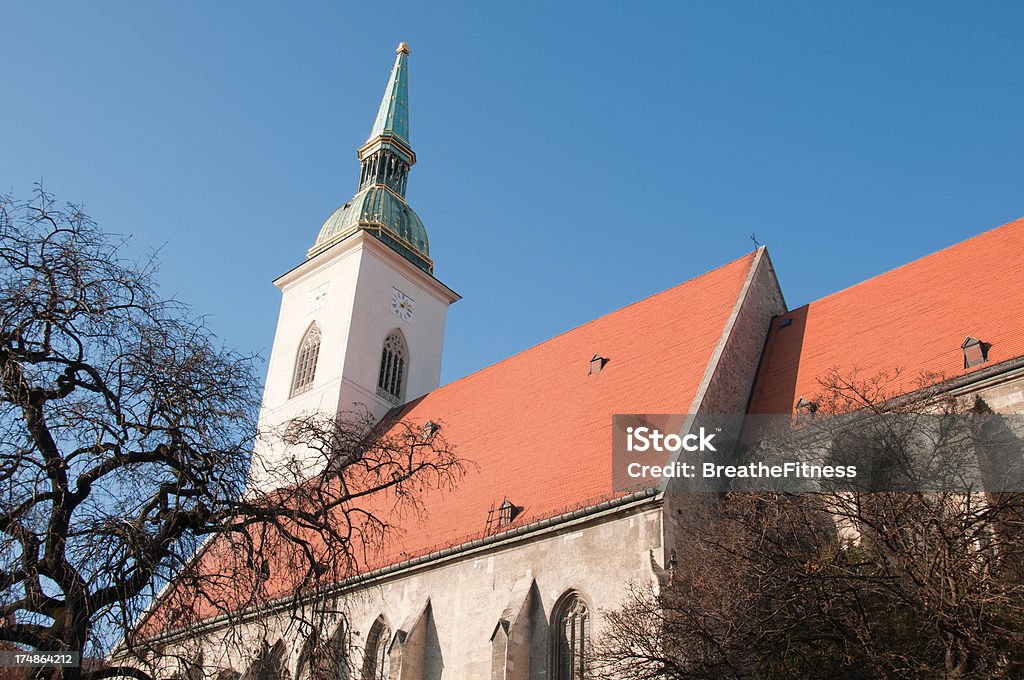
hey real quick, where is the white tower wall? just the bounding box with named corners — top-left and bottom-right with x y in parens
top-left (248, 232), bottom-right (458, 492)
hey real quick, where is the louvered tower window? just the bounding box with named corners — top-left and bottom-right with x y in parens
top-left (291, 324), bottom-right (321, 397)
top-left (552, 592), bottom-right (590, 680)
top-left (376, 331), bottom-right (408, 404)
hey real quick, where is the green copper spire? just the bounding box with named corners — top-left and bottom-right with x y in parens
top-left (368, 42), bottom-right (411, 146)
top-left (356, 42), bottom-right (416, 196)
top-left (308, 43), bottom-right (432, 275)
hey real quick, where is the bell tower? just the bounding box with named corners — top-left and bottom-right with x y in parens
top-left (249, 43), bottom-right (460, 492)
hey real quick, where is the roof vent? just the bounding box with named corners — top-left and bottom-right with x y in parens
top-left (794, 397), bottom-right (818, 424)
top-left (486, 499), bottom-right (521, 532)
top-left (422, 420), bottom-right (441, 441)
top-left (962, 337), bottom-right (990, 369)
top-left (589, 354), bottom-right (609, 375)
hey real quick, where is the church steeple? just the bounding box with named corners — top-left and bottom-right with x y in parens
top-left (251, 41), bottom-right (458, 494)
top-left (358, 42), bottom-right (415, 197)
top-left (309, 43), bottom-right (432, 273)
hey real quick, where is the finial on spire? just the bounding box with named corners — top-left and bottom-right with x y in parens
top-left (397, 42), bottom-right (410, 55)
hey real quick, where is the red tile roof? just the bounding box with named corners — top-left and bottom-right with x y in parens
top-left (363, 250), bottom-right (758, 569)
top-left (748, 217), bottom-right (1024, 415)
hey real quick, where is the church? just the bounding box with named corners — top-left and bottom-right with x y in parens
top-left (122, 43), bottom-right (1024, 680)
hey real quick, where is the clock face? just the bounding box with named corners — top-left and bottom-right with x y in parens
top-left (390, 288), bottom-right (414, 322)
top-left (305, 283), bottom-right (328, 314)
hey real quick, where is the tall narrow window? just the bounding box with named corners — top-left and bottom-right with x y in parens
top-left (291, 324), bottom-right (321, 397)
top-left (241, 640), bottom-right (290, 680)
top-left (360, 618), bottom-right (390, 680)
top-left (376, 331), bottom-right (408, 404)
top-left (298, 624), bottom-right (350, 680)
top-left (170, 653), bottom-right (203, 680)
top-left (186, 652), bottom-right (204, 680)
top-left (551, 592), bottom-right (589, 680)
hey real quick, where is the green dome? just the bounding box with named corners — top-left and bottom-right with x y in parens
top-left (308, 186), bottom-right (432, 273)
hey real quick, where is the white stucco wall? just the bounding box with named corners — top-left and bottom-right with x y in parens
top-left (337, 238), bottom-right (455, 414)
top-left (248, 233), bottom-right (457, 492)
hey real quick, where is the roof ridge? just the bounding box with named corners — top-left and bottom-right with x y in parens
top-left (410, 249), bottom-right (759, 404)
top-left (748, 214), bottom-right (1024, 416)
top-left (790, 216), bottom-right (1024, 312)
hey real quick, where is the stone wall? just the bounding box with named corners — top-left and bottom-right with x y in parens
top-left (662, 247), bottom-right (787, 565)
top-left (135, 502), bottom-right (662, 680)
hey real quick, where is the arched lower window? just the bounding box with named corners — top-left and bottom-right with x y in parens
top-left (551, 592), bottom-right (590, 680)
top-left (291, 324), bottom-right (321, 397)
top-left (241, 640), bottom-right (290, 680)
top-left (360, 617), bottom-right (390, 680)
top-left (298, 623), bottom-right (350, 680)
top-left (376, 331), bottom-right (407, 404)
top-left (186, 652), bottom-right (204, 680)
top-left (170, 652), bottom-right (203, 680)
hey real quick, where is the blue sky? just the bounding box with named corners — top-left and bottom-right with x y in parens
top-left (2, 2), bottom-right (1022, 385)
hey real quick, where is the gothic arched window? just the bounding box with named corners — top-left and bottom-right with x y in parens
top-left (291, 324), bottom-right (321, 397)
top-left (360, 617), bottom-right (390, 680)
top-left (170, 652), bottom-right (203, 680)
top-left (186, 652), bottom-right (204, 680)
top-left (241, 640), bottom-right (290, 680)
top-left (551, 592), bottom-right (590, 680)
top-left (297, 623), bottom-right (349, 680)
top-left (376, 331), bottom-right (407, 404)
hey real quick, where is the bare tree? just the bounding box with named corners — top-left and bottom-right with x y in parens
top-left (596, 370), bottom-right (1024, 680)
top-left (0, 189), bottom-right (465, 680)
